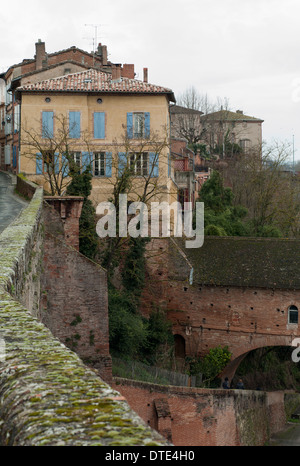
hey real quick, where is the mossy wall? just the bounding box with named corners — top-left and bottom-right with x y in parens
top-left (0, 184), bottom-right (167, 446)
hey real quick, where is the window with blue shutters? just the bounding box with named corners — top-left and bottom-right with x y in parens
top-left (94, 112), bottom-right (105, 139)
top-left (118, 151), bottom-right (159, 177)
top-left (42, 111), bottom-right (54, 138)
top-left (69, 111), bottom-right (81, 139)
top-left (36, 150), bottom-right (59, 174)
top-left (127, 112), bottom-right (150, 139)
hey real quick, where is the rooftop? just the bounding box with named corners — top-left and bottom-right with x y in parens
top-left (169, 237), bottom-right (300, 290)
top-left (201, 109), bottom-right (264, 123)
top-left (17, 69), bottom-right (176, 102)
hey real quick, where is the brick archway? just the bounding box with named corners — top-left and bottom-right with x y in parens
top-left (221, 337), bottom-right (298, 384)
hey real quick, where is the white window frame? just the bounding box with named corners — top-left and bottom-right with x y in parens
top-left (94, 152), bottom-right (106, 177)
top-left (129, 152), bottom-right (149, 176)
top-left (133, 113), bottom-right (145, 139)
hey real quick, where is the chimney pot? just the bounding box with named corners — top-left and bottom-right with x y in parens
top-left (143, 67), bottom-right (148, 83)
top-left (35, 40), bottom-right (46, 70)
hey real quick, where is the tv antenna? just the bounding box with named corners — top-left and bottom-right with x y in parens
top-left (85, 24), bottom-right (103, 53)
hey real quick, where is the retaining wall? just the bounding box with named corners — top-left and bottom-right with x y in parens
top-left (113, 378), bottom-right (300, 446)
top-left (0, 181), bottom-right (167, 446)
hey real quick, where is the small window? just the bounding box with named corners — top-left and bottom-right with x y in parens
top-left (289, 305), bottom-right (298, 324)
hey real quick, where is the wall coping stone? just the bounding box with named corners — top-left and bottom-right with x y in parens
top-left (0, 184), bottom-right (167, 446)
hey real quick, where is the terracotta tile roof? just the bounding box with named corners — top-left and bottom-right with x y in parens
top-left (17, 69), bottom-right (176, 101)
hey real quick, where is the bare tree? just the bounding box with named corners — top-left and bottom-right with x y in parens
top-left (21, 114), bottom-right (92, 195)
top-left (223, 140), bottom-right (300, 236)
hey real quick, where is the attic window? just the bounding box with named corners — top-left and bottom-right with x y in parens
top-left (45, 97), bottom-right (51, 103)
top-left (97, 98), bottom-right (103, 104)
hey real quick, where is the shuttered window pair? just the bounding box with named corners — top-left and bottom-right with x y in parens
top-left (118, 152), bottom-right (158, 178)
top-left (126, 112), bottom-right (150, 139)
top-left (36, 151), bottom-right (112, 177)
top-left (42, 111), bottom-right (81, 139)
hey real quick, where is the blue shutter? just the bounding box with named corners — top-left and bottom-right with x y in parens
top-left (42, 111), bottom-right (54, 138)
top-left (36, 153), bottom-right (43, 174)
top-left (149, 152), bottom-right (159, 177)
top-left (54, 153), bottom-right (59, 174)
top-left (118, 152), bottom-right (127, 177)
top-left (69, 111), bottom-right (81, 138)
top-left (82, 151), bottom-right (93, 173)
top-left (105, 152), bottom-right (112, 177)
top-left (127, 113), bottom-right (133, 139)
top-left (12, 146), bottom-right (17, 168)
top-left (144, 112), bottom-right (150, 138)
top-left (62, 153), bottom-right (69, 177)
top-left (94, 112), bottom-right (105, 139)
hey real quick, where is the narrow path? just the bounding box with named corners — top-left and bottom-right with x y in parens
top-left (268, 422), bottom-right (300, 446)
top-left (0, 172), bottom-right (28, 234)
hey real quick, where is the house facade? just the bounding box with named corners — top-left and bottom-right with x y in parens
top-left (16, 68), bottom-right (177, 207)
top-left (0, 39), bottom-right (136, 172)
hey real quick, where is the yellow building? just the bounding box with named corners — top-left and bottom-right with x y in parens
top-left (16, 68), bottom-right (177, 207)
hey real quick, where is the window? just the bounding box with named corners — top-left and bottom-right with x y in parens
top-left (69, 111), bottom-right (81, 139)
top-left (71, 152), bottom-right (81, 171)
top-left (289, 305), bottom-right (298, 324)
top-left (94, 152), bottom-right (105, 176)
top-left (240, 139), bottom-right (251, 152)
top-left (118, 151), bottom-right (159, 178)
top-left (42, 111), bottom-right (54, 138)
top-left (36, 150), bottom-right (58, 174)
top-left (94, 152), bottom-right (112, 177)
top-left (127, 112), bottom-right (150, 139)
top-left (129, 152), bottom-right (148, 176)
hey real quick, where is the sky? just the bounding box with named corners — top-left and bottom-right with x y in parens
top-left (1, 0), bottom-right (299, 162)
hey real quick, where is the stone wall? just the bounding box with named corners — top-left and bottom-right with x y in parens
top-left (113, 378), bottom-right (300, 446)
top-left (41, 201), bottom-right (111, 382)
top-left (0, 182), bottom-right (167, 446)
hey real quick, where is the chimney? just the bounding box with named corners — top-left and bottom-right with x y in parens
top-left (112, 64), bottom-right (122, 82)
top-left (236, 110), bottom-right (243, 114)
top-left (102, 45), bottom-right (108, 66)
top-left (143, 68), bottom-right (148, 83)
top-left (122, 64), bottom-right (135, 79)
top-left (35, 39), bottom-right (46, 70)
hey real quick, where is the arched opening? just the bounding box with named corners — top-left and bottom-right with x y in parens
top-left (222, 345), bottom-right (300, 391)
top-left (288, 305), bottom-right (298, 325)
top-left (174, 334), bottom-right (186, 359)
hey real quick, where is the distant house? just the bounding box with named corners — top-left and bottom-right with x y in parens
top-left (16, 68), bottom-right (177, 207)
top-left (200, 109), bottom-right (264, 157)
top-left (170, 104), bottom-right (264, 159)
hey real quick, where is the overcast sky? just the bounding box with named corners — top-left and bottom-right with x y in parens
top-left (1, 0), bottom-right (299, 161)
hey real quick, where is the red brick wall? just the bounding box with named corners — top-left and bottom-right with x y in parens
top-left (141, 239), bottom-right (300, 379)
top-left (41, 202), bottom-right (112, 382)
top-left (112, 379), bottom-right (279, 446)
